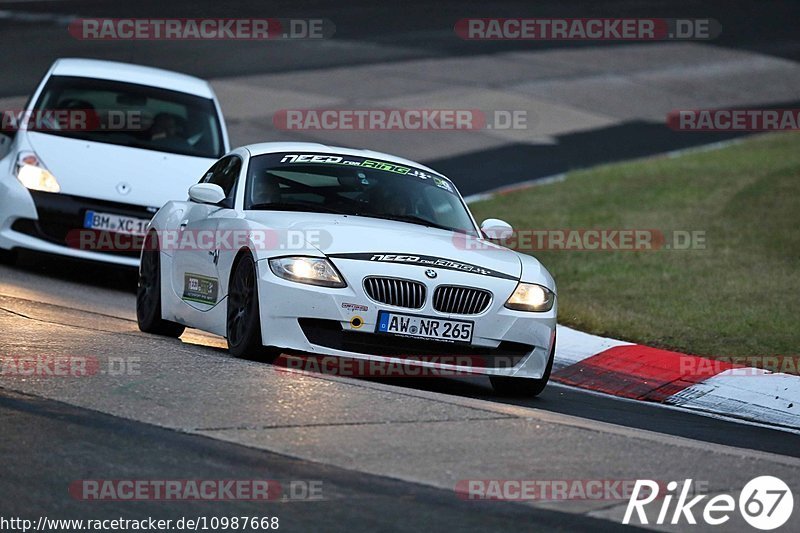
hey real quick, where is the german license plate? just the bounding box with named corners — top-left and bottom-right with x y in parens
top-left (376, 311), bottom-right (474, 344)
top-left (83, 210), bottom-right (149, 236)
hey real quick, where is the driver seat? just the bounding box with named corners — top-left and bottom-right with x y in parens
top-left (251, 174), bottom-right (282, 205)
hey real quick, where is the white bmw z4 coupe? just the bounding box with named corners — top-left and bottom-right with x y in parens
top-left (0, 58), bottom-right (229, 267)
top-left (137, 143), bottom-right (557, 395)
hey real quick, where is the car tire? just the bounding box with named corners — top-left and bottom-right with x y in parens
top-left (137, 232), bottom-right (185, 338)
top-left (226, 253), bottom-right (279, 361)
top-left (490, 334), bottom-right (556, 397)
top-left (0, 248), bottom-right (16, 265)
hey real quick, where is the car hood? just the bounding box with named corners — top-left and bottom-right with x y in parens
top-left (246, 211), bottom-right (524, 280)
top-left (26, 132), bottom-right (215, 208)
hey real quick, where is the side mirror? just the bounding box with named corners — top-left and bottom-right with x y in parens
top-left (188, 183), bottom-right (226, 205)
top-left (480, 218), bottom-right (513, 240)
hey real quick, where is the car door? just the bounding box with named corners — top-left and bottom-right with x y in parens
top-left (171, 155), bottom-right (242, 314)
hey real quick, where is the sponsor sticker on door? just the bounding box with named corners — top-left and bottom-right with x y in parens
top-left (183, 273), bottom-right (219, 305)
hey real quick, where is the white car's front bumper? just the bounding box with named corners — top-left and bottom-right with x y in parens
top-left (0, 173), bottom-right (142, 268)
top-left (255, 257), bottom-right (556, 378)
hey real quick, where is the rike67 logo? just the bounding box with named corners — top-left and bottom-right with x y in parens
top-left (624, 477), bottom-right (794, 530)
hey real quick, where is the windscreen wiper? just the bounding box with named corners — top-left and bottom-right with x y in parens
top-left (248, 202), bottom-right (348, 215)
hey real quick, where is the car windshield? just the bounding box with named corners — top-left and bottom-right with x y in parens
top-left (29, 75), bottom-right (224, 158)
top-left (246, 152), bottom-right (478, 234)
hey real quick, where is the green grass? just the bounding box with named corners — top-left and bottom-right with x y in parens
top-left (469, 133), bottom-right (800, 363)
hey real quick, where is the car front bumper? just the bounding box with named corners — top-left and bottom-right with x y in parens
top-left (254, 257), bottom-right (556, 379)
top-left (0, 178), bottom-right (151, 268)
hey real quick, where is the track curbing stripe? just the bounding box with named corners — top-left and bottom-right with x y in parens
top-left (552, 325), bottom-right (800, 431)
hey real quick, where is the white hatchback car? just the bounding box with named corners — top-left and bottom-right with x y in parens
top-left (0, 58), bottom-right (229, 267)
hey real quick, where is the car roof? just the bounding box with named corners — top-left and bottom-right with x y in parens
top-left (243, 142), bottom-right (446, 178)
top-left (49, 58), bottom-right (215, 99)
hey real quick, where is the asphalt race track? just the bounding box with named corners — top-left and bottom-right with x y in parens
top-left (1, 1), bottom-right (800, 531)
top-left (2, 258), bottom-right (800, 532)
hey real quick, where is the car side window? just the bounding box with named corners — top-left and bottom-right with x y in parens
top-left (201, 155), bottom-right (242, 207)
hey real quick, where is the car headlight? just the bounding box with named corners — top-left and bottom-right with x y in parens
top-left (15, 152), bottom-right (60, 193)
top-left (504, 282), bottom-right (555, 312)
top-left (269, 257), bottom-right (346, 288)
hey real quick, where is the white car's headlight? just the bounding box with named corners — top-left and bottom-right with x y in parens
top-left (505, 282), bottom-right (555, 312)
top-left (269, 257), bottom-right (346, 288)
top-left (16, 152), bottom-right (60, 193)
